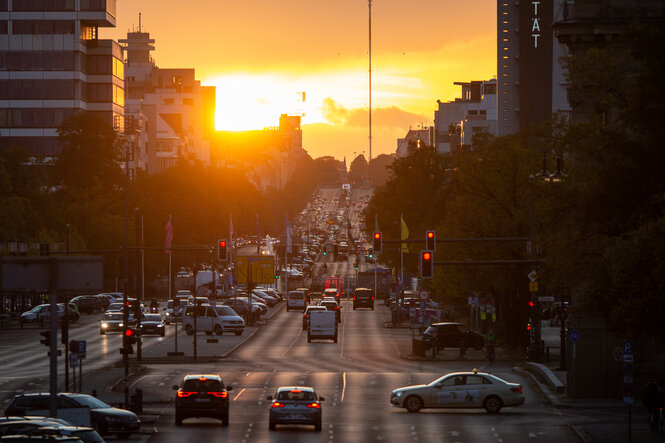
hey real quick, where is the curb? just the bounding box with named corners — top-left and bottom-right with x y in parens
top-left (513, 365), bottom-right (562, 407)
top-left (524, 362), bottom-right (565, 393)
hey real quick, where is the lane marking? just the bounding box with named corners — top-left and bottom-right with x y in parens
top-left (341, 372), bottom-right (347, 402)
top-left (233, 388), bottom-right (246, 401)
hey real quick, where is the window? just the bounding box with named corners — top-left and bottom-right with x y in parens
top-left (113, 57), bottom-right (124, 79)
top-left (465, 375), bottom-right (491, 385)
top-left (0, 21), bottom-right (7, 34)
top-left (183, 98), bottom-right (194, 106)
top-left (12, 20), bottom-right (74, 35)
top-left (163, 98), bottom-right (174, 105)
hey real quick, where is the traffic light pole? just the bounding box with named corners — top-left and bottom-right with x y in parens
top-left (48, 258), bottom-right (58, 417)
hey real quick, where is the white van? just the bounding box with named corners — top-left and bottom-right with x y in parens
top-left (307, 310), bottom-right (337, 343)
top-left (287, 290), bottom-right (307, 312)
top-left (182, 305), bottom-right (224, 336)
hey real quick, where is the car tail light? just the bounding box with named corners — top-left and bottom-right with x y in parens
top-left (271, 402), bottom-right (286, 408)
top-left (208, 392), bottom-right (228, 398)
top-left (307, 403), bottom-right (320, 409)
top-left (198, 377), bottom-right (207, 381)
top-left (353, 297), bottom-right (356, 300)
top-left (334, 306), bottom-right (339, 310)
top-left (371, 297), bottom-right (374, 300)
top-left (511, 386), bottom-right (523, 394)
top-left (290, 389), bottom-right (302, 393)
top-left (177, 391), bottom-right (195, 397)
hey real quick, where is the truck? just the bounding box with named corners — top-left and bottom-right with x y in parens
top-left (307, 310), bottom-right (337, 343)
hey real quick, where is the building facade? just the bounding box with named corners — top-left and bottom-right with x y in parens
top-left (497, 0), bottom-right (571, 136)
top-left (120, 27), bottom-right (215, 175)
top-left (0, 0), bottom-right (123, 158)
top-left (434, 79), bottom-right (497, 153)
top-left (396, 127), bottom-right (434, 158)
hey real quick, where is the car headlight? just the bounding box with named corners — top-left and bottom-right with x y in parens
top-left (165, 312), bottom-right (171, 316)
top-left (157, 324), bottom-right (164, 328)
top-left (104, 415), bottom-right (122, 423)
top-left (119, 322), bottom-right (124, 327)
top-left (101, 323), bottom-right (108, 328)
top-left (393, 391), bottom-right (403, 397)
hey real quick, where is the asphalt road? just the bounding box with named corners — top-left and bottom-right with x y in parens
top-left (0, 299), bottom-right (587, 443)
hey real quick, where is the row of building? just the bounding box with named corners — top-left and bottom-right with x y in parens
top-left (0, 1), bottom-right (304, 190)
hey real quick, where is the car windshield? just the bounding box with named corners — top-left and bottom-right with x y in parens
top-left (320, 301), bottom-right (337, 308)
top-left (107, 303), bottom-right (123, 311)
top-left (144, 314), bottom-right (161, 322)
top-left (102, 312), bottom-right (122, 320)
top-left (214, 306), bottom-right (236, 316)
top-left (276, 390), bottom-right (315, 401)
top-left (182, 378), bottom-right (223, 391)
top-left (69, 395), bottom-right (111, 409)
top-left (289, 292), bottom-right (304, 299)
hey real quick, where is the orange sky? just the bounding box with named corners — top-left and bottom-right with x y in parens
top-left (103, 0), bottom-right (496, 161)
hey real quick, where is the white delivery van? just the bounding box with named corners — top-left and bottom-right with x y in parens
top-left (287, 290), bottom-right (307, 312)
top-left (308, 310), bottom-right (337, 343)
top-left (182, 305), bottom-right (225, 336)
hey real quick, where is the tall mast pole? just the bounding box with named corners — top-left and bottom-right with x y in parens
top-left (368, 0), bottom-right (372, 165)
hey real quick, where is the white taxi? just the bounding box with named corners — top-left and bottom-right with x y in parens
top-left (390, 370), bottom-right (524, 413)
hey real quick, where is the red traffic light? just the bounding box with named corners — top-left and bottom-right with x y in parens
top-left (373, 232), bottom-right (381, 240)
top-left (529, 300), bottom-right (535, 307)
top-left (219, 240), bottom-right (227, 247)
top-left (427, 232), bottom-right (434, 239)
top-left (422, 252), bottom-right (432, 261)
top-left (124, 329), bottom-right (134, 337)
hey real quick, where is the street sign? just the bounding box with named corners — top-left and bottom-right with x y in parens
top-left (69, 352), bottom-right (78, 368)
top-left (623, 363), bottom-right (634, 376)
top-left (78, 340), bottom-right (86, 358)
top-left (69, 339), bottom-right (79, 354)
top-left (528, 270), bottom-right (538, 282)
top-left (623, 340), bottom-right (634, 362)
top-left (418, 290), bottom-right (430, 300)
top-left (538, 296), bottom-right (554, 302)
top-left (568, 330), bottom-right (580, 342)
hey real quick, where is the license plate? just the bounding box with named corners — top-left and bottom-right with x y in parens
top-left (286, 414), bottom-right (306, 420)
top-left (195, 398), bottom-right (210, 402)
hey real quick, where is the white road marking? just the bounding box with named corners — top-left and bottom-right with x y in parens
top-left (341, 372), bottom-right (347, 402)
top-left (233, 388), bottom-right (246, 401)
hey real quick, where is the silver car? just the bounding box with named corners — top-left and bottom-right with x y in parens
top-left (213, 305), bottom-right (245, 336)
top-left (390, 370), bottom-right (524, 413)
top-left (267, 386), bottom-right (324, 431)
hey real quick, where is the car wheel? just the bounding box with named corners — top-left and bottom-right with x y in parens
top-left (484, 395), bottom-right (503, 413)
top-left (214, 325), bottom-right (223, 336)
top-left (353, 306), bottom-right (357, 310)
top-left (307, 333), bottom-right (312, 343)
top-left (185, 324), bottom-right (194, 335)
top-left (371, 306), bottom-right (374, 310)
top-left (175, 413), bottom-right (183, 426)
top-left (286, 306), bottom-right (290, 312)
top-left (404, 395), bottom-right (423, 413)
top-left (116, 432), bottom-right (131, 439)
top-left (315, 420), bottom-right (322, 431)
top-left (333, 333), bottom-right (338, 343)
top-left (234, 331), bottom-right (243, 336)
top-left (269, 420), bottom-right (276, 430)
top-left (221, 409), bottom-right (229, 426)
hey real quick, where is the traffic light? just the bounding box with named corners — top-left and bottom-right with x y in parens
top-left (373, 231), bottom-right (382, 253)
top-left (122, 328), bottom-right (136, 354)
top-left (40, 330), bottom-right (50, 347)
top-left (217, 239), bottom-right (228, 262)
top-left (426, 230), bottom-right (436, 251)
top-left (420, 250), bottom-right (433, 278)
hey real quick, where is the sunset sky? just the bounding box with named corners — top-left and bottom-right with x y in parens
top-left (102, 0), bottom-right (496, 161)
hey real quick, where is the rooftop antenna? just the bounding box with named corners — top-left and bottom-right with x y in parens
top-left (139, 12), bottom-right (141, 32)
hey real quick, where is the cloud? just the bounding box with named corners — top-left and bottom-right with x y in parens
top-left (320, 98), bottom-right (429, 129)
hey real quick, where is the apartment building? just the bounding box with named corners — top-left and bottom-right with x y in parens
top-left (0, 0), bottom-right (123, 158)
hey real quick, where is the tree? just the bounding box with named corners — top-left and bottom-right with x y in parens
top-left (347, 154), bottom-right (368, 184)
top-left (367, 154), bottom-right (394, 187)
top-left (53, 112), bottom-right (124, 191)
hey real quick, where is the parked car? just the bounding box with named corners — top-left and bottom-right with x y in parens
top-left (4, 393), bottom-right (140, 438)
top-left (390, 370), bottom-right (524, 413)
top-left (212, 305), bottom-right (245, 336)
top-left (421, 322), bottom-right (484, 355)
top-left (222, 298), bottom-right (261, 322)
top-left (252, 290), bottom-right (277, 307)
top-left (139, 313), bottom-right (166, 336)
top-left (173, 374), bottom-right (232, 426)
top-left (20, 305), bottom-right (78, 324)
top-left (352, 287), bottom-right (374, 310)
top-left (267, 386), bottom-right (324, 431)
top-left (69, 296), bottom-right (103, 314)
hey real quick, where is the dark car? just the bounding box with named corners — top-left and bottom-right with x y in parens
top-left (352, 288), bottom-right (374, 310)
top-left (222, 298), bottom-right (261, 321)
top-left (69, 296), bottom-right (103, 315)
top-left (421, 322), bottom-right (485, 355)
top-left (139, 313), bottom-right (166, 336)
top-left (173, 374), bottom-right (233, 426)
top-left (267, 386), bottom-right (324, 431)
top-left (4, 393), bottom-right (140, 439)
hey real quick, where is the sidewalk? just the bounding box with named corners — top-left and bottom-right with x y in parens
top-left (519, 361), bottom-right (664, 442)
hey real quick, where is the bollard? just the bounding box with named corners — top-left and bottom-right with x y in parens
top-left (130, 389), bottom-right (143, 414)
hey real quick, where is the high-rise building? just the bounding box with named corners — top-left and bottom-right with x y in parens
top-left (497, 0), bottom-right (571, 136)
top-left (120, 25), bottom-right (215, 174)
top-left (0, 0), bottom-right (124, 158)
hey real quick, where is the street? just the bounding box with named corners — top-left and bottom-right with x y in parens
top-left (1, 300), bottom-right (583, 443)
